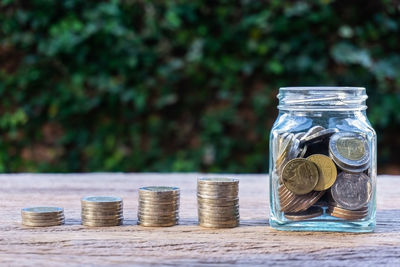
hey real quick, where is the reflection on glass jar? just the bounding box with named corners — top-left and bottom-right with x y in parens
top-left (269, 87), bottom-right (376, 232)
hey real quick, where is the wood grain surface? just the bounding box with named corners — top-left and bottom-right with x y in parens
top-left (0, 173), bottom-right (399, 266)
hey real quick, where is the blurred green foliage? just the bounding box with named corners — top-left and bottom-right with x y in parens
top-left (0, 0), bottom-right (399, 173)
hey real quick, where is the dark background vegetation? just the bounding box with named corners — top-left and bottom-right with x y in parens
top-left (1, 0), bottom-right (399, 173)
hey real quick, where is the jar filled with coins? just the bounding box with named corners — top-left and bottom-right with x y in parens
top-left (269, 87), bottom-right (376, 232)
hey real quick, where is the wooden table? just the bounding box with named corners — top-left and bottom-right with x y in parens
top-left (0, 173), bottom-right (399, 266)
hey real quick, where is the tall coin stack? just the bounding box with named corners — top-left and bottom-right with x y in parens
top-left (138, 186), bottom-right (180, 227)
top-left (21, 207), bottom-right (65, 227)
top-left (197, 178), bottom-right (240, 228)
top-left (81, 196), bottom-right (123, 227)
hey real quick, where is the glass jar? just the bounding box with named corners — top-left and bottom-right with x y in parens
top-left (269, 87), bottom-right (376, 232)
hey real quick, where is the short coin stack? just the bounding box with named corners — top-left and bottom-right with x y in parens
top-left (81, 196), bottom-right (123, 227)
top-left (197, 178), bottom-right (239, 228)
top-left (21, 207), bottom-right (64, 227)
top-left (138, 186), bottom-right (180, 227)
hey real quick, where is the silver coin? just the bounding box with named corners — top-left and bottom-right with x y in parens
top-left (275, 133), bottom-right (295, 174)
top-left (300, 128), bottom-right (338, 146)
top-left (331, 172), bottom-right (372, 210)
top-left (293, 132), bottom-right (306, 140)
top-left (276, 132), bottom-right (290, 156)
top-left (329, 150), bottom-right (369, 173)
top-left (198, 178), bottom-right (239, 185)
top-left (299, 126), bottom-right (325, 143)
top-left (139, 186), bottom-right (180, 199)
top-left (139, 186), bottom-right (179, 192)
top-left (299, 145), bottom-right (308, 158)
top-left (22, 207), bottom-right (63, 215)
top-left (287, 137), bottom-right (301, 160)
top-left (329, 131), bottom-right (370, 169)
top-left (81, 196), bottom-right (122, 203)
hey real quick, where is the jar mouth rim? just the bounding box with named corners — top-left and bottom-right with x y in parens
top-left (280, 87), bottom-right (365, 91)
top-left (278, 86), bottom-right (367, 111)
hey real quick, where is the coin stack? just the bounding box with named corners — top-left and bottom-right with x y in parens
top-left (275, 126), bottom-right (372, 221)
top-left (197, 178), bottom-right (239, 228)
top-left (21, 207), bottom-right (65, 227)
top-left (137, 186), bottom-right (180, 227)
top-left (81, 196), bottom-right (123, 227)
top-left (327, 203), bottom-right (369, 220)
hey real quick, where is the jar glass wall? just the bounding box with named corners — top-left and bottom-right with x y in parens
top-left (269, 87), bottom-right (376, 232)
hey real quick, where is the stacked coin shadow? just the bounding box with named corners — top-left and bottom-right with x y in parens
top-left (197, 178), bottom-right (239, 228)
top-left (137, 186), bottom-right (180, 227)
top-left (275, 126), bottom-right (372, 221)
top-left (21, 207), bottom-right (65, 227)
top-left (81, 196), bottom-right (123, 227)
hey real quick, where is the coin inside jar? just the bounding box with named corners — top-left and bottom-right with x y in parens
top-left (331, 172), bottom-right (372, 210)
top-left (329, 132), bottom-right (370, 172)
top-left (281, 158), bottom-right (319, 195)
top-left (300, 128), bottom-right (338, 146)
top-left (307, 154), bottom-right (337, 191)
top-left (284, 206), bottom-right (323, 221)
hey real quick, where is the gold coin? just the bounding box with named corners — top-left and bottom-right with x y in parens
top-left (81, 213), bottom-right (124, 220)
top-left (139, 186), bottom-right (179, 195)
top-left (197, 183), bottom-right (238, 189)
top-left (21, 207), bottom-right (63, 215)
top-left (327, 209), bottom-right (367, 220)
top-left (81, 210), bottom-right (122, 216)
top-left (199, 221), bottom-right (239, 228)
top-left (198, 209), bottom-right (239, 218)
top-left (137, 220), bottom-right (178, 226)
top-left (138, 207), bottom-right (179, 215)
top-left (139, 197), bottom-right (179, 203)
top-left (197, 187), bottom-right (238, 194)
top-left (138, 213), bottom-right (178, 219)
top-left (292, 191), bottom-right (325, 212)
top-left (82, 220), bottom-right (123, 227)
top-left (138, 212), bottom-right (179, 219)
top-left (22, 219), bottom-right (65, 227)
top-left (81, 196), bottom-right (122, 205)
top-left (197, 198), bottom-right (239, 206)
top-left (197, 205), bottom-right (239, 212)
top-left (281, 158), bottom-right (319, 195)
top-left (328, 205), bottom-right (368, 215)
top-left (138, 220), bottom-right (178, 227)
top-left (279, 185), bottom-right (325, 212)
top-left (198, 177), bottom-right (238, 183)
top-left (284, 206), bottom-right (323, 221)
top-left (307, 154), bottom-right (337, 191)
top-left (22, 215), bottom-right (65, 222)
top-left (139, 194), bottom-right (179, 199)
top-left (279, 193), bottom-right (296, 211)
top-left (81, 204), bottom-right (123, 210)
top-left (21, 213), bottom-right (64, 220)
top-left (138, 199), bottom-right (179, 205)
top-left (198, 217), bottom-right (240, 224)
top-left (197, 194), bottom-right (237, 200)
